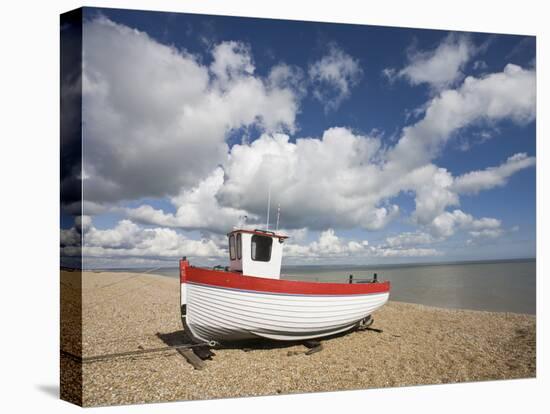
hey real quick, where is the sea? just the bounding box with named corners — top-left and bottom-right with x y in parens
top-left (99, 258), bottom-right (536, 315)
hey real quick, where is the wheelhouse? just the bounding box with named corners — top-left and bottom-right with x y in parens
top-left (228, 229), bottom-right (288, 279)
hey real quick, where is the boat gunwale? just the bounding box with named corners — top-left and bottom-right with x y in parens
top-left (182, 264), bottom-right (390, 296)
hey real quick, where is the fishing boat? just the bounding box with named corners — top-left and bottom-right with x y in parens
top-left (180, 229), bottom-right (390, 345)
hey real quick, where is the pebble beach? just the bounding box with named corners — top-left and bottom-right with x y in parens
top-left (60, 271), bottom-right (536, 407)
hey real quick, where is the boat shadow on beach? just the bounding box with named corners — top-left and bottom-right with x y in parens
top-left (156, 324), bottom-right (380, 354)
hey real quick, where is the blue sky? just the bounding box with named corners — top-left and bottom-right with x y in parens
top-left (61, 7), bottom-right (536, 267)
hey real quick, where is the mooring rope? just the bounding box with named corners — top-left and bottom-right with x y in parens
top-left (61, 342), bottom-right (209, 364)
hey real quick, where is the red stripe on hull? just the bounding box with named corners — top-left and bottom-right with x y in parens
top-left (180, 259), bottom-right (390, 296)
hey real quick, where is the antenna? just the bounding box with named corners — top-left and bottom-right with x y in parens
top-left (276, 203), bottom-right (281, 231)
top-left (266, 185), bottom-right (271, 230)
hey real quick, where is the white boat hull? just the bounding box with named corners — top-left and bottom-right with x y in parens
top-left (182, 282), bottom-right (389, 343)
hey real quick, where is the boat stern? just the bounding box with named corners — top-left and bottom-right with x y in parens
top-left (179, 257), bottom-right (188, 307)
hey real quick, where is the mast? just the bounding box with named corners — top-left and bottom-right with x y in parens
top-left (266, 185), bottom-right (271, 230)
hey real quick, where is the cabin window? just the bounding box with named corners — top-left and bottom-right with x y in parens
top-left (251, 235), bottom-right (272, 262)
top-left (229, 234), bottom-right (236, 260)
top-left (236, 233), bottom-right (242, 260)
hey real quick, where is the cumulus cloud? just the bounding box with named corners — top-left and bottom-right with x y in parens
top-left (268, 63), bottom-right (306, 97)
top-left (372, 247), bottom-right (441, 258)
top-left (405, 164), bottom-right (459, 226)
top-left (389, 64), bottom-right (536, 169)
top-left (60, 227), bottom-right (81, 249)
top-left (309, 45), bottom-right (363, 112)
top-left (466, 223), bottom-right (521, 246)
top-left (74, 20), bottom-right (536, 263)
top-left (127, 63), bottom-right (535, 250)
top-left (385, 231), bottom-right (435, 247)
top-left (130, 136), bottom-right (533, 245)
top-left (61, 217), bottom-right (224, 266)
top-left (285, 229), bottom-right (440, 259)
top-left (286, 229), bottom-right (367, 257)
top-left (391, 33), bottom-right (476, 90)
top-left (453, 153), bottom-right (535, 194)
top-left (128, 127), bottom-right (397, 232)
top-left (399, 153), bottom-right (534, 230)
top-left (217, 128), bottom-right (398, 231)
top-left (80, 17), bottom-right (302, 207)
top-left (210, 41), bottom-right (255, 86)
top-left (128, 167), bottom-right (255, 233)
top-left (62, 218), bottom-right (442, 265)
top-left (468, 228), bottom-right (504, 239)
top-left (428, 209), bottom-right (501, 238)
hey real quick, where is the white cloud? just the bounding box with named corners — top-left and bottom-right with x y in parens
top-left (281, 228), bottom-right (309, 243)
top-left (389, 64), bottom-right (536, 169)
top-left (217, 128), bottom-right (398, 231)
top-left (396, 33), bottom-right (475, 90)
top-left (285, 229), bottom-right (440, 259)
top-left (286, 229), bottom-right (363, 257)
top-left (128, 127), bottom-right (397, 232)
top-left (128, 167), bottom-right (255, 233)
top-left (405, 164), bottom-right (459, 226)
top-left (61, 217), bottom-right (224, 265)
top-left (63, 219), bottom-right (441, 265)
top-left (129, 101), bottom-right (533, 240)
top-left (385, 231), bottom-right (434, 247)
top-left (401, 153), bottom-right (534, 231)
top-left (453, 153), bottom-right (535, 194)
top-left (466, 223), bottom-right (521, 246)
top-left (268, 63), bottom-right (306, 97)
top-left (77, 21), bottom-right (535, 260)
top-left (210, 41), bottom-right (255, 86)
top-left (469, 228), bottom-right (504, 239)
top-left (81, 17), bottom-right (302, 207)
top-left (373, 247), bottom-right (441, 258)
top-left (61, 215), bottom-right (92, 248)
top-left (309, 45), bottom-right (363, 112)
top-left (60, 227), bottom-right (80, 248)
top-left (126, 61), bottom-right (535, 250)
top-left (428, 209), bottom-right (501, 238)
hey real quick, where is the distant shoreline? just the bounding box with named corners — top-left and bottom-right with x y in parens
top-left (65, 256), bottom-right (536, 273)
top-left (285, 257), bottom-right (536, 270)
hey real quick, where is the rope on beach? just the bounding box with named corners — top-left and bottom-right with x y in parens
top-left (61, 342), bottom-right (210, 364)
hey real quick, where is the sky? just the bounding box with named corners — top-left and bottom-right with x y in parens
top-left (60, 7), bottom-right (536, 268)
